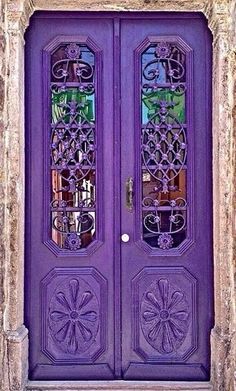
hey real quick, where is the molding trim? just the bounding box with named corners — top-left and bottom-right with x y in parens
top-left (26, 380), bottom-right (213, 391)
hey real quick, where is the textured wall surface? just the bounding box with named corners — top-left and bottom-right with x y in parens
top-left (0, 0), bottom-right (6, 387)
top-left (0, 1), bottom-right (235, 390)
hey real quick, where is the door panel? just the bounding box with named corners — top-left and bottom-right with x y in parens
top-left (25, 12), bottom-right (213, 382)
top-left (120, 16), bottom-right (213, 380)
top-left (25, 14), bottom-right (115, 380)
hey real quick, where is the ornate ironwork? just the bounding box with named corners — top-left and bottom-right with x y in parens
top-left (141, 40), bottom-right (188, 249)
top-left (50, 42), bottom-right (96, 250)
top-left (142, 197), bottom-right (187, 250)
top-left (142, 99), bottom-right (187, 193)
top-left (52, 43), bottom-right (94, 83)
top-left (142, 42), bottom-right (186, 85)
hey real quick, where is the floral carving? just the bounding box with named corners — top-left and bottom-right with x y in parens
top-left (141, 278), bottom-right (189, 354)
top-left (49, 277), bottom-right (99, 354)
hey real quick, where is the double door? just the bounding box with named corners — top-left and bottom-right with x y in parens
top-left (25, 12), bottom-right (213, 381)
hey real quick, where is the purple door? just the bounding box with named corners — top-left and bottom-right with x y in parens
top-left (25, 12), bottom-right (213, 381)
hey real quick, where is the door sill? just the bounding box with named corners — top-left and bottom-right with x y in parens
top-left (26, 380), bottom-right (213, 391)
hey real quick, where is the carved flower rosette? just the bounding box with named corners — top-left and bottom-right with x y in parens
top-left (49, 277), bottom-right (99, 355)
top-left (141, 278), bottom-right (190, 354)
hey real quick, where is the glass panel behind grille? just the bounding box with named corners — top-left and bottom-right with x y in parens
top-left (50, 43), bottom-right (96, 250)
top-left (141, 41), bottom-right (187, 250)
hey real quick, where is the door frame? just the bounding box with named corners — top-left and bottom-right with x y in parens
top-left (1, 2), bottom-right (235, 391)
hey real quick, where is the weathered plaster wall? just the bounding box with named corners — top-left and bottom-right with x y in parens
top-left (0, 1), bottom-right (235, 391)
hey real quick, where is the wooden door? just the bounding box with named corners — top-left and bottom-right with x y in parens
top-left (25, 12), bottom-right (213, 381)
top-left (120, 14), bottom-right (213, 380)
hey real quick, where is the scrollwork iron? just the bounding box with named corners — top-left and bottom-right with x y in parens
top-left (50, 42), bottom-right (96, 250)
top-left (52, 43), bottom-right (94, 83)
top-left (142, 197), bottom-right (187, 250)
top-left (142, 42), bottom-right (185, 84)
top-left (141, 40), bottom-right (188, 249)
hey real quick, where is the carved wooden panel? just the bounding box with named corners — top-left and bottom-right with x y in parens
top-left (132, 267), bottom-right (197, 362)
top-left (41, 267), bottom-right (107, 363)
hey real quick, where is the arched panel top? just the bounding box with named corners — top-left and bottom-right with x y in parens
top-left (43, 35), bottom-right (102, 54)
top-left (135, 35), bottom-right (193, 54)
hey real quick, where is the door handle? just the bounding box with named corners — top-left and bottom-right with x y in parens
top-left (126, 177), bottom-right (134, 211)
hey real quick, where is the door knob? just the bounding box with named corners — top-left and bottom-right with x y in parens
top-left (121, 234), bottom-right (130, 243)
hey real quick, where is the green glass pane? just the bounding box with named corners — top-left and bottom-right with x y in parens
top-left (52, 88), bottom-right (95, 124)
top-left (142, 89), bottom-right (185, 124)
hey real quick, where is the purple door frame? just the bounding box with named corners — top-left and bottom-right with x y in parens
top-left (25, 11), bottom-right (213, 381)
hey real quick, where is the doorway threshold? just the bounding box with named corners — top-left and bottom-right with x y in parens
top-left (26, 380), bottom-right (213, 391)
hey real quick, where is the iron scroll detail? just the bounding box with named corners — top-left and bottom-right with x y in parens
top-left (49, 42), bottom-right (97, 250)
top-left (140, 39), bottom-right (189, 250)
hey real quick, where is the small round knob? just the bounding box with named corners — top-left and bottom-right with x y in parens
top-left (121, 234), bottom-right (130, 243)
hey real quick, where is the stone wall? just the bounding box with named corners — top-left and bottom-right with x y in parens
top-left (0, 0), bottom-right (7, 389)
top-left (0, 1), bottom-right (235, 390)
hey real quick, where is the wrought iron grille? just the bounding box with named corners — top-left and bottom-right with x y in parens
top-left (50, 43), bottom-right (96, 250)
top-left (141, 41), bottom-right (187, 249)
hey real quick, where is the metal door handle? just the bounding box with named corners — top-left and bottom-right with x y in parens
top-left (126, 177), bottom-right (134, 211)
